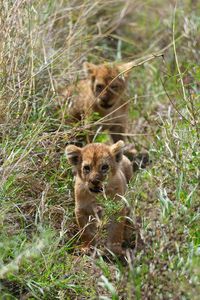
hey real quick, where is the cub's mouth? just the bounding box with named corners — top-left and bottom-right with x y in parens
top-left (97, 96), bottom-right (114, 109)
top-left (89, 186), bottom-right (103, 194)
top-left (100, 102), bottom-right (113, 109)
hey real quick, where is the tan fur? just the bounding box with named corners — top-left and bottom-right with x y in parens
top-left (65, 140), bottom-right (133, 255)
top-left (61, 62), bottom-right (133, 143)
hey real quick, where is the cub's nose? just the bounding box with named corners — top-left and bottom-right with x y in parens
top-left (90, 179), bottom-right (100, 186)
top-left (101, 95), bottom-right (108, 102)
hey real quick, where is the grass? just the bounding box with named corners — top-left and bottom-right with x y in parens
top-left (0, 0), bottom-right (200, 299)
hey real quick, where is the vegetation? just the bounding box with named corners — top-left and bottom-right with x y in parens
top-left (0, 0), bottom-right (199, 299)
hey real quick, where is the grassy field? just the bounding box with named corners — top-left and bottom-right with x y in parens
top-left (0, 0), bottom-right (199, 299)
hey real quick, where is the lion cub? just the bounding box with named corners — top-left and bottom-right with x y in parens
top-left (61, 62), bottom-right (133, 143)
top-left (65, 140), bottom-right (133, 255)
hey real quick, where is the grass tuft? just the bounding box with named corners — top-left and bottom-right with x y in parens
top-left (0, 0), bottom-right (200, 298)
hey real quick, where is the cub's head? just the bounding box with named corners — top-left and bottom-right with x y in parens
top-left (84, 62), bottom-right (133, 110)
top-left (65, 141), bottom-right (124, 194)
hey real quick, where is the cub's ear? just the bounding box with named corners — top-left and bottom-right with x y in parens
top-left (117, 62), bottom-right (135, 79)
top-left (110, 140), bottom-right (125, 162)
top-left (83, 62), bottom-right (97, 76)
top-left (65, 145), bottom-right (82, 166)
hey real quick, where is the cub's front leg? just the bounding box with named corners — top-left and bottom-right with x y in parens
top-left (110, 124), bottom-right (127, 143)
top-left (75, 191), bottom-right (101, 251)
top-left (107, 207), bottom-right (128, 255)
top-left (75, 208), bottom-right (97, 251)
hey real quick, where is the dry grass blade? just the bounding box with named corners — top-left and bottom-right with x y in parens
top-left (0, 0), bottom-right (199, 299)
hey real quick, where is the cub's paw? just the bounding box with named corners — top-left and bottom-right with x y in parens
top-left (80, 241), bottom-right (94, 254)
top-left (81, 246), bottom-right (91, 254)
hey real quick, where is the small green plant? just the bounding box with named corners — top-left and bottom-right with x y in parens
top-left (0, 0), bottom-right (200, 298)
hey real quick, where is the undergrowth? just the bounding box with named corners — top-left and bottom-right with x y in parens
top-left (0, 0), bottom-right (199, 299)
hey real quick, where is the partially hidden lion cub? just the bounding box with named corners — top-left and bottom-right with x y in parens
top-left (65, 140), bottom-right (133, 255)
top-left (61, 62), bottom-right (133, 143)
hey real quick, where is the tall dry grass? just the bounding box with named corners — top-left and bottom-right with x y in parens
top-left (0, 0), bottom-right (199, 299)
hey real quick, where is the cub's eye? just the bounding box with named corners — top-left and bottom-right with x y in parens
top-left (101, 164), bottom-right (109, 173)
top-left (110, 85), bottom-right (118, 91)
top-left (83, 165), bottom-right (91, 173)
top-left (96, 84), bottom-right (105, 93)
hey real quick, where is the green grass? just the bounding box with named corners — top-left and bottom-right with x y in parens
top-left (0, 0), bottom-right (200, 299)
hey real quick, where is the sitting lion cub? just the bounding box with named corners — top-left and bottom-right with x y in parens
top-left (65, 140), bottom-right (133, 255)
top-left (61, 62), bottom-right (133, 143)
